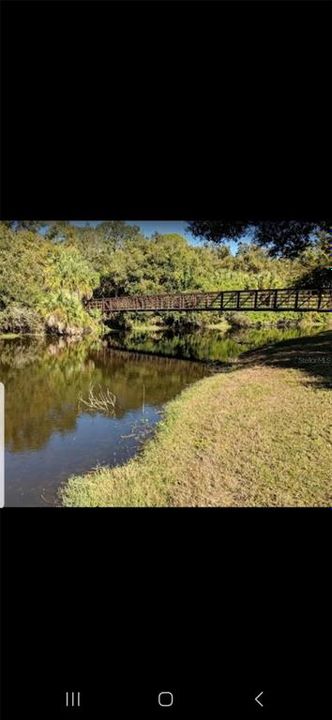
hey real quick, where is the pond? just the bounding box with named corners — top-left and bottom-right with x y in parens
top-left (0, 325), bottom-right (322, 507)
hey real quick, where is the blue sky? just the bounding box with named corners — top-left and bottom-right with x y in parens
top-left (129, 220), bottom-right (194, 240)
top-left (73, 220), bottom-right (195, 240)
top-left (71, 220), bottom-right (244, 252)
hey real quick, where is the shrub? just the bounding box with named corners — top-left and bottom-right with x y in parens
top-left (41, 291), bottom-right (102, 336)
top-left (0, 304), bottom-right (43, 334)
top-left (225, 312), bottom-right (253, 328)
top-left (104, 313), bottom-right (134, 331)
top-left (162, 312), bottom-right (202, 330)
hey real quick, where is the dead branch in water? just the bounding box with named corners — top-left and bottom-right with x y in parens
top-left (79, 384), bottom-right (117, 414)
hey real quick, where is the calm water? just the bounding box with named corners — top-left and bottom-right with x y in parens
top-left (0, 326), bottom-right (320, 506)
top-left (1, 335), bottom-right (209, 506)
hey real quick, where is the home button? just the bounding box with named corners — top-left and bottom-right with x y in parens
top-left (158, 691), bottom-right (174, 708)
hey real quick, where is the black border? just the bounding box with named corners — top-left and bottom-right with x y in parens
top-left (1, 0), bottom-right (332, 221)
top-left (1, 1), bottom-right (332, 717)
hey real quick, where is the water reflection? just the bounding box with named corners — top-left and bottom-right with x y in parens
top-left (109, 325), bottom-right (320, 363)
top-left (0, 335), bottom-right (209, 506)
top-left (0, 325), bottom-right (322, 507)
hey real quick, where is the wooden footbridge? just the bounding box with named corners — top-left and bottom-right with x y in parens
top-left (86, 288), bottom-right (332, 313)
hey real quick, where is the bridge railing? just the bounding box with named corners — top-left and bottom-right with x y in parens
top-left (85, 288), bottom-right (332, 313)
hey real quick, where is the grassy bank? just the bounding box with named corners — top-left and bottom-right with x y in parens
top-left (116, 310), bottom-right (331, 334)
top-left (61, 330), bottom-right (332, 507)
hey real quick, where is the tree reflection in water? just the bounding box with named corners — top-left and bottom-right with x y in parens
top-left (1, 334), bottom-right (210, 505)
top-left (0, 325), bottom-right (321, 506)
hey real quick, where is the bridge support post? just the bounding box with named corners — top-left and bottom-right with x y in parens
top-left (295, 290), bottom-right (299, 310)
top-left (317, 290), bottom-right (322, 311)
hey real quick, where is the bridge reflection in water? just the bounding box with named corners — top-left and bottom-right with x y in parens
top-left (86, 288), bottom-right (332, 314)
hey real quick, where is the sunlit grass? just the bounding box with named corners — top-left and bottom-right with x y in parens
top-left (61, 330), bottom-right (332, 508)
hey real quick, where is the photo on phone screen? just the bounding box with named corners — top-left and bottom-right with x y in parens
top-left (1, 219), bottom-right (331, 510)
top-left (1, 1), bottom-right (331, 719)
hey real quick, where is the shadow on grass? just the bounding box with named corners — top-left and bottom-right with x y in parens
top-left (236, 329), bottom-right (332, 389)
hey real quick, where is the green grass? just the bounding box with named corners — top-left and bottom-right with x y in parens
top-left (131, 322), bottom-right (164, 332)
top-left (61, 330), bottom-right (332, 508)
top-left (202, 319), bottom-right (231, 331)
top-left (0, 333), bottom-right (22, 339)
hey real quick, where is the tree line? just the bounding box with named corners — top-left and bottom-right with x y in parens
top-left (0, 221), bottom-right (330, 335)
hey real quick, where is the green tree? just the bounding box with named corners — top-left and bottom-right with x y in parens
top-left (47, 246), bottom-right (99, 298)
top-left (0, 224), bottom-right (101, 335)
top-left (187, 220), bottom-right (331, 258)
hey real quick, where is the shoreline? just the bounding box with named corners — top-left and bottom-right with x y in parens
top-left (60, 329), bottom-right (332, 508)
top-left (0, 310), bottom-right (330, 341)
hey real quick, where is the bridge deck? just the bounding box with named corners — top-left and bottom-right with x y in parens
top-left (86, 288), bottom-right (332, 314)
